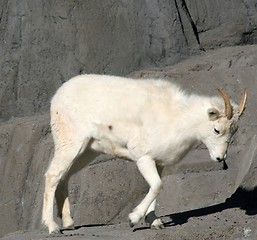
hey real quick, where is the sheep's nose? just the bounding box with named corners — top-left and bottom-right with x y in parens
top-left (216, 154), bottom-right (227, 162)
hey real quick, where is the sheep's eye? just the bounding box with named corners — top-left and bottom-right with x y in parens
top-left (214, 128), bottom-right (220, 135)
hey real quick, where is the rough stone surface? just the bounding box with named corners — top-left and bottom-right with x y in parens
top-left (1, 0), bottom-right (257, 120)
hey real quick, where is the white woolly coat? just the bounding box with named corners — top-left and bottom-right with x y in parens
top-left (51, 74), bottom-right (229, 166)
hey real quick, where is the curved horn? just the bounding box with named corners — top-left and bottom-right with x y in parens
top-left (237, 89), bottom-right (247, 117)
top-left (217, 88), bottom-right (233, 120)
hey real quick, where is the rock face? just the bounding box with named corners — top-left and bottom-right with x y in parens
top-left (1, 1), bottom-right (257, 239)
top-left (0, 0), bottom-right (257, 120)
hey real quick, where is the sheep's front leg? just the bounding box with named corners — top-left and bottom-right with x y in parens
top-left (129, 155), bottom-right (162, 227)
top-left (145, 165), bottom-right (164, 229)
top-left (145, 200), bottom-right (165, 229)
top-left (42, 141), bottom-right (86, 234)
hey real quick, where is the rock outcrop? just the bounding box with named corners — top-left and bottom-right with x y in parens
top-left (0, 0), bottom-right (257, 120)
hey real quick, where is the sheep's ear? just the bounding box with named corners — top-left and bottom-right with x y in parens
top-left (208, 108), bottom-right (220, 121)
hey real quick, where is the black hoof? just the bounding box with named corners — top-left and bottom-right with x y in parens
top-left (50, 229), bottom-right (62, 235)
top-left (63, 224), bottom-right (75, 231)
top-left (151, 222), bottom-right (165, 230)
top-left (129, 220), bottom-right (134, 228)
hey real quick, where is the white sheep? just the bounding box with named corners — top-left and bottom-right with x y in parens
top-left (42, 74), bottom-right (247, 234)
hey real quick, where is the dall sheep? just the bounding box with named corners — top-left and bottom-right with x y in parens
top-left (42, 74), bottom-right (247, 234)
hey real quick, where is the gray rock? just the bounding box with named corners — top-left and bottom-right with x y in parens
top-left (1, 0), bottom-right (257, 120)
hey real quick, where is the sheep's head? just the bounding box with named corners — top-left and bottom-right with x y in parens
top-left (201, 88), bottom-right (247, 166)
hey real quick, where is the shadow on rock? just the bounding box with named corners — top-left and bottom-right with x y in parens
top-left (60, 223), bottom-right (109, 234)
top-left (163, 187), bottom-right (257, 227)
top-left (65, 187), bottom-right (257, 233)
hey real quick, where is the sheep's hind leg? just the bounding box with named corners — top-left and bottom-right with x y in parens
top-left (55, 147), bottom-right (99, 230)
top-left (55, 178), bottom-right (74, 230)
top-left (42, 140), bottom-right (89, 234)
top-left (128, 156), bottom-right (162, 227)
